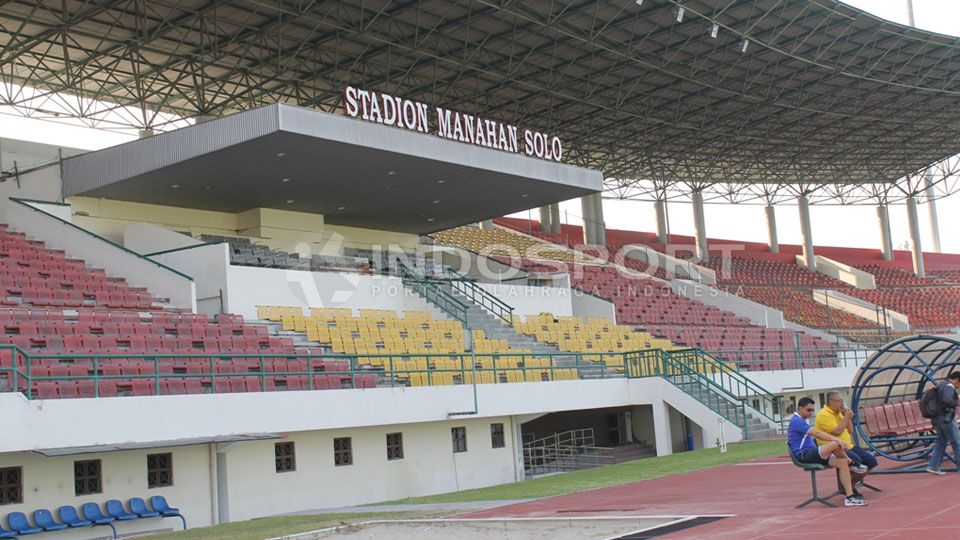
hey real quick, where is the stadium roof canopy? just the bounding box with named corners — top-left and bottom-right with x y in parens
top-left (4, 0), bottom-right (960, 204)
top-left (61, 104), bottom-right (600, 233)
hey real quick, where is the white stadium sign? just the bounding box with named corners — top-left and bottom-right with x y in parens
top-left (343, 86), bottom-right (563, 162)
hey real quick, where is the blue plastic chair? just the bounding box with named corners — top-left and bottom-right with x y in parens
top-left (150, 495), bottom-right (187, 530)
top-left (0, 520), bottom-right (17, 539)
top-left (32, 509), bottom-right (66, 531)
top-left (6, 511), bottom-right (42, 534)
top-left (105, 500), bottom-right (137, 521)
top-left (58, 505), bottom-right (92, 528)
top-left (128, 497), bottom-right (160, 518)
top-left (79, 503), bottom-right (117, 538)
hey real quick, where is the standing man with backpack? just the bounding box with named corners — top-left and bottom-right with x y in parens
top-left (925, 371), bottom-right (960, 475)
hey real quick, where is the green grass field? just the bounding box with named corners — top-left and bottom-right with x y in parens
top-left (385, 438), bottom-right (785, 504)
top-left (143, 439), bottom-right (785, 540)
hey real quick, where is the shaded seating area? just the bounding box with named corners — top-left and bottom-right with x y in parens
top-left (1, 496), bottom-right (185, 538)
top-left (851, 335), bottom-right (960, 470)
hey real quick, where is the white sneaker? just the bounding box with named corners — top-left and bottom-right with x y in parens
top-left (927, 467), bottom-right (945, 475)
top-left (844, 496), bottom-right (868, 507)
top-left (851, 463), bottom-right (869, 474)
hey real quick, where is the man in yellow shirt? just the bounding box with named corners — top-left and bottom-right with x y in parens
top-left (815, 391), bottom-right (878, 494)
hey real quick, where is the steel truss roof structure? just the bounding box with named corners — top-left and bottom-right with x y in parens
top-left (4, 0), bottom-right (960, 205)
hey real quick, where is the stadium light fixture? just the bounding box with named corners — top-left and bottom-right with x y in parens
top-left (386, 170), bottom-right (397, 176)
top-left (675, 6), bottom-right (684, 23)
top-left (281, 177), bottom-right (291, 183)
top-left (709, 22), bottom-right (719, 39)
top-left (427, 218), bottom-right (436, 222)
top-left (337, 206), bottom-right (347, 210)
top-left (635, 0), bottom-right (643, 5)
top-left (433, 200), bottom-right (440, 204)
top-left (276, 152), bottom-right (285, 157)
top-left (285, 199), bottom-right (295, 204)
top-left (170, 184), bottom-right (179, 189)
top-left (740, 38), bottom-right (749, 53)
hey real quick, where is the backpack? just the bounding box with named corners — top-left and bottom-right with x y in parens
top-left (921, 384), bottom-right (943, 418)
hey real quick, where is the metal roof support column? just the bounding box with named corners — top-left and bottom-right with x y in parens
top-left (925, 171), bottom-right (942, 253)
top-left (580, 195), bottom-right (596, 244)
top-left (906, 195), bottom-right (925, 278)
top-left (592, 193), bottom-right (606, 245)
top-left (654, 201), bottom-right (668, 245)
top-left (877, 204), bottom-right (893, 261)
top-left (798, 195), bottom-right (815, 271)
top-left (539, 206), bottom-right (552, 233)
top-left (765, 205), bottom-right (779, 254)
top-left (692, 190), bottom-right (708, 260)
top-left (549, 203), bottom-right (561, 234)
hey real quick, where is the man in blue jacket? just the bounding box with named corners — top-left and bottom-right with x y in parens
top-left (927, 371), bottom-right (960, 474)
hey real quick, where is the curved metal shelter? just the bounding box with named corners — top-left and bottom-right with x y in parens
top-left (4, 0), bottom-right (960, 203)
top-left (850, 335), bottom-right (960, 462)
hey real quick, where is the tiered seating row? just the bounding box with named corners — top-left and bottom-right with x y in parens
top-left (0, 495), bottom-right (184, 537)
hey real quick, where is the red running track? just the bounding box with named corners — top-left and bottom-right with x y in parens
top-left (461, 453), bottom-right (960, 539)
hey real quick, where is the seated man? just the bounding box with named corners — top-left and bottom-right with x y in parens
top-left (788, 397), bottom-right (868, 507)
top-left (815, 391), bottom-right (879, 494)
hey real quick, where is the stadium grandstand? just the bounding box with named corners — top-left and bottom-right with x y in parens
top-left (2, 0), bottom-right (960, 536)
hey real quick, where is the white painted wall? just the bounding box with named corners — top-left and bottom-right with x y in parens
top-left (0, 376), bottom-right (746, 526)
top-left (669, 279), bottom-right (785, 328)
top-left (0, 445), bottom-right (212, 539)
top-left (621, 244), bottom-right (717, 285)
top-left (743, 364), bottom-right (863, 394)
top-left (0, 166), bottom-right (63, 222)
top-left (151, 243), bottom-right (231, 317)
top-left (4, 199), bottom-right (197, 310)
top-left (570, 291), bottom-right (617, 322)
top-left (803, 254), bottom-right (876, 289)
top-left (222, 267), bottom-right (444, 320)
top-left (223, 417), bottom-right (515, 521)
top-left (124, 221), bottom-right (206, 255)
top-left (477, 283), bottom-right (573, 318)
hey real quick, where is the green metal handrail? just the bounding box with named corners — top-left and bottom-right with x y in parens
top-left (658, 351), bottom-right (749, 436)
top-left (447, 278), bottom-right (515, 326)
top-left (399, 263), bottom-right (469, 325)
top-left (668, 348), bottom-right (783, 430)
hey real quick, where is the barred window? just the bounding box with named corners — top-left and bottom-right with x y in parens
top-left (334, 437), bottom-right (353, 466)
top-left (386, 433), bottom-right (404, 461)
top-left (147, 453), bottom-right (173, 488)
top-left (452, 427), bottom-right (467, 453)
top-left (490, 423), bottom-right (505, 449)
top-left (0, 467), bottom-right (22, 505)
top-left (275, 442), bottom-right (296, 473)
top-left (74, 460), bottom-right (101, 496)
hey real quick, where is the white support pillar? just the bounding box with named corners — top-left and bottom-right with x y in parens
top-left (580, 195), bottom-right (596, 244)
top-left (798, 195), bottom-right (815, 271)
top-left (654, 201), bottom-right (668, 244)
top-left (764, 205), bottom-right (779, 254)
top-left (480, 219), bottom-right (495, 231)
top-left (925, 171), bottom-right (942, 253)
top-left (549, 203), bottom-right (561, 234)
top-left (592, 193), bottom-right (606, 245)
top-left (539, 206), bottom-right (552, 232)
top-left (906, 195), bottom-right (925, 278)
top-left (877, 204), bottom-right (893, 261)
top-left (652, 400), bottom-right (674, 457)
top-left (691, 190), bottom-right (708, 260)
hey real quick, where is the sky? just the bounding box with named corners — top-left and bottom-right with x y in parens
top-left (2, 0), bottom-right (960, 253)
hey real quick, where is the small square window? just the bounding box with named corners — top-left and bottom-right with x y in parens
top-left (334, 437), bottom-right (353, 466)
top-left (275, 442), bottom-right (296, 473)
top-left (0, 467), bottom-right (22, 505)
top-left (386, 433), bottom-right (404, 461)
top-left (147, 453), bottom-right (173, 488)
top-left (74, 460), bottom-right (101, 496)
top-left (451, 427), bottom-right (467, 453)
top-left (490, 423), bottom-right (505, 449)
